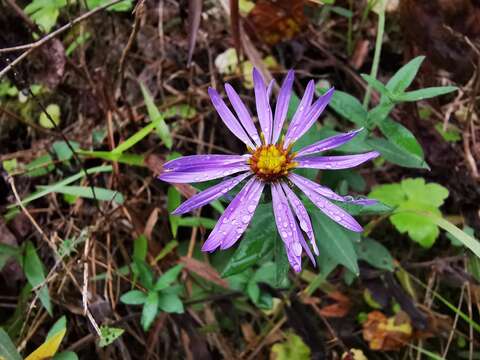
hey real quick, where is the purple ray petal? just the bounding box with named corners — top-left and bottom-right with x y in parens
top-left (201, 178), bottom-right (264, 252)
top-left (209, 87), bottom-right (256, 148)
top-left (295, 151), bottom-right (380, 170)
top-left (172, 172), bottom-right (252, 215)
top-left (295, 220), bottom-right (316, 267)
top-left (291, 176), bottom-right (363, 232)
top-left (225, 83), bottom-right (261, 147)
top-left (286, 88), bottom-right (334, 146)
top-left (163, 154), bottom-right (248, 171)
top-left (159, 162), bottom-right (250, 183)
top-left (289, 173), bottom-right (346, 202)
top-left (296, 128), bottom-right (364, 157)
top-left (267, 79), bottom-right (274, 100)
top-left (272, 70), bottom-right (294, 145)
top-left (281, 182), bottom-right (318, 256)
top-left (284, 80), bottom-right (315, 148)
top-left (271, 182), bottom-right (303, 272)
top-left (253, 68), bottom-right (273, 143)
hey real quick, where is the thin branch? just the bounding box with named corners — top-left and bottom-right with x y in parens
top-left (0, 0), bottom-right (125, 79)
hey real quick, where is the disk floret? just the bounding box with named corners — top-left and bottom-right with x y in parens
top-left (249, 143), bottom-right (297, 181)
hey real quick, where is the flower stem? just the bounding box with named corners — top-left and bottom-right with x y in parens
top-left (363, 3), bottom-right (385, 108)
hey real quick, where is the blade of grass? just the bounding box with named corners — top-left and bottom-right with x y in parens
top-left (7, 165), bottom-right (113, 209)
top-left (36, 185), bottom-right (124, 204)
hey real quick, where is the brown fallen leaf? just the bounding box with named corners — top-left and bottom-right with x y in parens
top-left (362, 310), bottom-right (413, 351)
top-left (318, 291), bottom-right (352, 318)
top-left (179, 256), bottom-right (229, 288)
top-left (246, 0), bottom-right (308, 45)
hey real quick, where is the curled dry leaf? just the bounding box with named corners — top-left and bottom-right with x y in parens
top-left (246, 0), bottom-right (308, 45)
top-left (362, 310), bottom-right (413, 351)
top-left (179, 256), bottom-right (229, 288)
top-left (318, 291), bottom-right (352, 318)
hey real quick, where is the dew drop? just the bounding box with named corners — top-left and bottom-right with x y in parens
top-left (247, 205), bottom-right (256, 213)
top-left (242, 215), bottom-right (250, 223)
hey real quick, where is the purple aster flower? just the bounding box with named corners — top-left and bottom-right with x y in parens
top-left (159, 68), bottom-right (379, 272)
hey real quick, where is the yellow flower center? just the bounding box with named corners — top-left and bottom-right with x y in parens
top-left (249, 143), bottom-right (297, 181)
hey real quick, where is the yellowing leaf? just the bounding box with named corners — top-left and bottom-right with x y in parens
top-left (25, 328), bottom-right (66, 360)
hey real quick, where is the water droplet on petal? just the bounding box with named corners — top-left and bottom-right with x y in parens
top-left (242, 215), bottom-right (250, 223)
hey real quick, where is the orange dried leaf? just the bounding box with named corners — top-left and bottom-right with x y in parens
top-left (362, 311), bottom-right (413, 351)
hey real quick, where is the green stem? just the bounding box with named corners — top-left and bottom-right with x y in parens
top-left (363, 4), bottom-right (385, 108)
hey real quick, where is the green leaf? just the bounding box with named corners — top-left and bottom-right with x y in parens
top-left (36, 185), bottom-right (124, 204)
top-left (274, 234), bottom-right (289, 286)
top-left (133, 234), bottom-right (148, 262)
top-left (366, 137), bottom-right (429, 169)
top-left (52, 141), bottom-right (80, 162)
top-left (78, 150), bottom-right (145, 166)
top-left (426, 215), bottom-right (480, 259)
top-left (25, 0), bottom-right (67, 32)
top-left (378, 118), bottom-right (424, 158)
top-left (154, 264), bottom-right (183, 291)
top-left (221, 204), bottom-right (276, 277)
top-left (366, 102), bottom-right (394, 127)
top-left (394, 86), bottom-right (457, 102)
top-left (140, 82), bottom-right (172, 149)
top-left (177, 217), bottom-right (216, 229)
top-left (157, 293), bottom-right (184, 313)
top-left (46, 316), bottom-right (67, 340)
top-left (310, 210), bottom-right (359, 275)
top-left (98, 326), bottom-right (124, 347)
top-left (8, 165), bottom-right (113, 209)
top-left (53, 351), bottom-right (79, 360)
top-left (0, 328), bottom-right (22, 360)
top-left (120, 290), bottom-right (147, 305)
top-left (361, 74), bottom-right (391, 97)
top-left (38, 104), bottom-right (61, 129)
top-left (23, 241), bottom-right (52, 315)
top-left (354, 238), bottom-right (394, 271)
top-left (434, 123), bottom-right (461, 142)
top-left (85, 0), bottom-right (133, 11)
top-left (25, 154), bottom-right (55, 177)
top-left (370, 178), bottom-right (449, 247)
top-left (167, 187), bottom-right (181, 237)
top-left (325, 90), bottom-right (368, 126)
top-left (135, 260), bottom-right (154, 290)
top-left (386, 56), bottom-right (425, 94)
top-left (141, 292), bottom-right (159, 331)
top-left (271, 332), bottom-right (311, 360)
